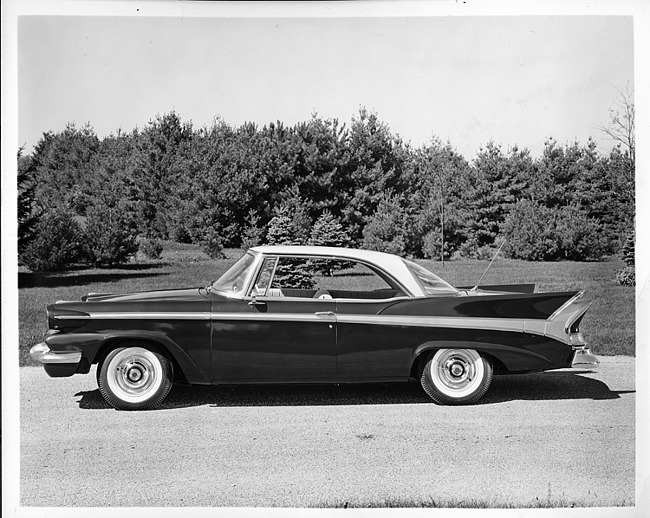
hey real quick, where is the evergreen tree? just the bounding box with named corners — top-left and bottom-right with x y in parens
top-left (265, 206), bottom-right (315, 289)
top-left (240, 210), bottom-right (265, 250)
top-left (21, 208), bottom-right (84, 271)
top-left (84, 202), bottom-right (139, 266)
top-left (17, 148), bottom-right (40, 256)
top-left (265, 207), bottom-right (297, 246)
top-left (621, 229), bottom-right (634, 267)
top-left (361, 193), bottom-right (409, 255)
top-left (309, 211), bottom-right (352, 274)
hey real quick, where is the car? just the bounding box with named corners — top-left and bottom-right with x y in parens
top-left (30, 245), bottom-right (599, 410)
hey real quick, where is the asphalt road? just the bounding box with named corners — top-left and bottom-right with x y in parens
top-left (19, 356), bottom-right (635, 508)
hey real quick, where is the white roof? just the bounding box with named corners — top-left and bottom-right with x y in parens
top-left (248, 245), bottom-right (424, 296)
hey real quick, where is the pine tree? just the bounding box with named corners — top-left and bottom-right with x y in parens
top-left (621, 229), bottom-right (634, 267)
top-left (309, 211), bottom-right (351, 274)
top-left (17, 148), bottom-right (40, 256)
top-left (265, 206), bottom-right (315, 289)
top-left (265, 207), bottom-right (297, 245)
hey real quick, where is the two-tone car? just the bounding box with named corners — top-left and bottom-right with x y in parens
top-left (30, 245), bottom-right (598, 409)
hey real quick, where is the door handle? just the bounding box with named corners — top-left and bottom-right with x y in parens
top-left (314, 311), bottom-right (335, 317)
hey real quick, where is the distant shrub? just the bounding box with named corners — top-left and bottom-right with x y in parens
top-left (502, 201), bottom-right (560, 261)
top-left (361, 195), bottom-right (408, 256)
top-left (20, 208), bottom-right (84, 271)
top-left (615, 266), bottom-right (635, 287)
top-left (554, 205), bottom-right (606, 261)
top-left (84, 204), bottom-right (139, 267)
top-left (422, 231), bottom-right (441, 260)
top-left (621, 230), bottom-right (634, 267)
top-left (240, 210), bottom-right (265, 250)
top-left (139, 238), bottom-right (164, 260)
top-left (503, 200), bottom-right (604, 261)
top-left (201, 227), bottom-right (225, 259)
top-left (169, 225), bottom-right (192, 244)
top-left (456, 240), bottom-right (501, 260)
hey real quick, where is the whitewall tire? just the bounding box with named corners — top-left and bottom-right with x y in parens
top-left (98, 346), bottom-right (173, 410)
top-left (420, 349), bottom-right (492, 405)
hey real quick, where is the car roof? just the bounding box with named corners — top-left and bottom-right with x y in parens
top-left (248, 245), bottom-right (423, 296)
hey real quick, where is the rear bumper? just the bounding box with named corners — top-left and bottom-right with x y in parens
top-left (30, 343), bottom-right (82, 377)
top-left (571, 347), bottom-right (599, 370)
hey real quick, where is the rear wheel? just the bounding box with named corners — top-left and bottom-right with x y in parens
top-left (420, 349), bottom-right (492, 405)
top-left (98, 346), bottom-right (173, 410)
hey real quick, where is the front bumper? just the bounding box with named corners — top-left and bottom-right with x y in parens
top-left (30, 342), bottom-right (82, 377)
top-left (571, 347), bottom-right (599, 370)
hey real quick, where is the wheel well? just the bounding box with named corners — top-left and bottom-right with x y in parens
top-left (410, 348), bottom-right (507, 379)
top-left (94, 339), bottom-right (188, 384)
top-left (410, 350), bottom-right (435, 380)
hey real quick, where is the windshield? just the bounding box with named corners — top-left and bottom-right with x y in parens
top-left (210, 252), bottom-right (256, 296)
top-left (403, 259), bottom-right (459, 296)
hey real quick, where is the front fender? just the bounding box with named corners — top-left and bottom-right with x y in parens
top-left (46, 331), bottom-right (210, 384)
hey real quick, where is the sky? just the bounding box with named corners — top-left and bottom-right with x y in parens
top-left (16, 10), bottom-right (634, 160)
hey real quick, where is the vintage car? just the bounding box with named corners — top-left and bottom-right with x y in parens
top-left (30, 245), bottom-right (598, 410)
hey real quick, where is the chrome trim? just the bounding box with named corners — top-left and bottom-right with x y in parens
top-left (571, 348), bottom-right (599, 370)
top-left (261, 295), bottom-right (412, 303)
top-left (29, 343), bottom-right (82, 365)
top-left (243, 250), bottom-right (417, 299)
top-left (548, 291), bottom-right (585, 321)
top-left (249, 256), bottom-right (280, 297)
top-left (211, 313), bottom-right (335, 323)
top-left (85, 312), bottom-right (211, 320)
top-left (523, 293), bottom-right (592, 344)
top-left (53, 314), bottom-right (91, 320)
top-left (79, 311), bottom-right (526, 332)
top-left (336, 314), bottom-right (524, 333)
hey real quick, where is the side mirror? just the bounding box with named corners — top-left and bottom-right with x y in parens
top-left (248, 296), bottom-right (266, 307)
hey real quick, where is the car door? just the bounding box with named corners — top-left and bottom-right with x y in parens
top-left (335, 298), bottom-right (414, 381)
top-left (210, 256), bottom-right (337, 382)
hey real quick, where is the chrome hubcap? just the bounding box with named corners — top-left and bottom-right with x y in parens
top-left (433, 350), bottom-right (481, 394)
top-left (113, 356), bottom-right (156, 396)
top-left (449, 361), bottom-right (466, 378)
top-left (126, 364), bottom-right (144, 383)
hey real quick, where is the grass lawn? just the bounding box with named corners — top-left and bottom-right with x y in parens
top-left (17, 243), bottom-right (635, 366)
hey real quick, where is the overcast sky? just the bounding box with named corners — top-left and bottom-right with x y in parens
top-left (17, 10), bottom-right (633, 160)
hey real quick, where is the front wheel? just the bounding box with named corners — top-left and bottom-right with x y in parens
top-left (98, 346), bottom-right (173, 410)
top-left (420, 349), bottom-right (492, 405)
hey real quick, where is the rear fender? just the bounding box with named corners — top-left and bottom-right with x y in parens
top-left (412, 340), bottom-right (556, 374)
top-left (524, 291), bottom-right (592, 344)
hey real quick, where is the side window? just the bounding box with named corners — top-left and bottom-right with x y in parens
top-left (251, 257), bottom-right (278, 297)
top-left (267, 257), bottom-right (404, 300)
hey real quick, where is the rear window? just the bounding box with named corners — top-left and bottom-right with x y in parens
top-left (403, 260), bottom-right (459, 296)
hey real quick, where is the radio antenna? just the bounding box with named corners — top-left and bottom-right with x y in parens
top-left (470, 239), bottom-right (506, 292)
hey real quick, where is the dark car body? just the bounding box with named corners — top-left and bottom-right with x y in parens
top-left (31, 246), bottom-right (598, 409)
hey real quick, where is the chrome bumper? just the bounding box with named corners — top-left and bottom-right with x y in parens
top-left (571, 347), bottom-right (599, 370)
top-left (29, 342), bottom-right (82, 364)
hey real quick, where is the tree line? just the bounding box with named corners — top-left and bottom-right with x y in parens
top-left (18, 106), bottom-right (634, 271)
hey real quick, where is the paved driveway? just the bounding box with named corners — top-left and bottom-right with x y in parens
top-left (19, 357), bottom-right (635, 509)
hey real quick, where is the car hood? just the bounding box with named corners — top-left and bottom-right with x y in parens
top-left (80, 287), bottom-right (207, 303)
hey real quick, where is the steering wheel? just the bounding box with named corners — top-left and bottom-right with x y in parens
top-left (313, 288), bottom-right (332, 299)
